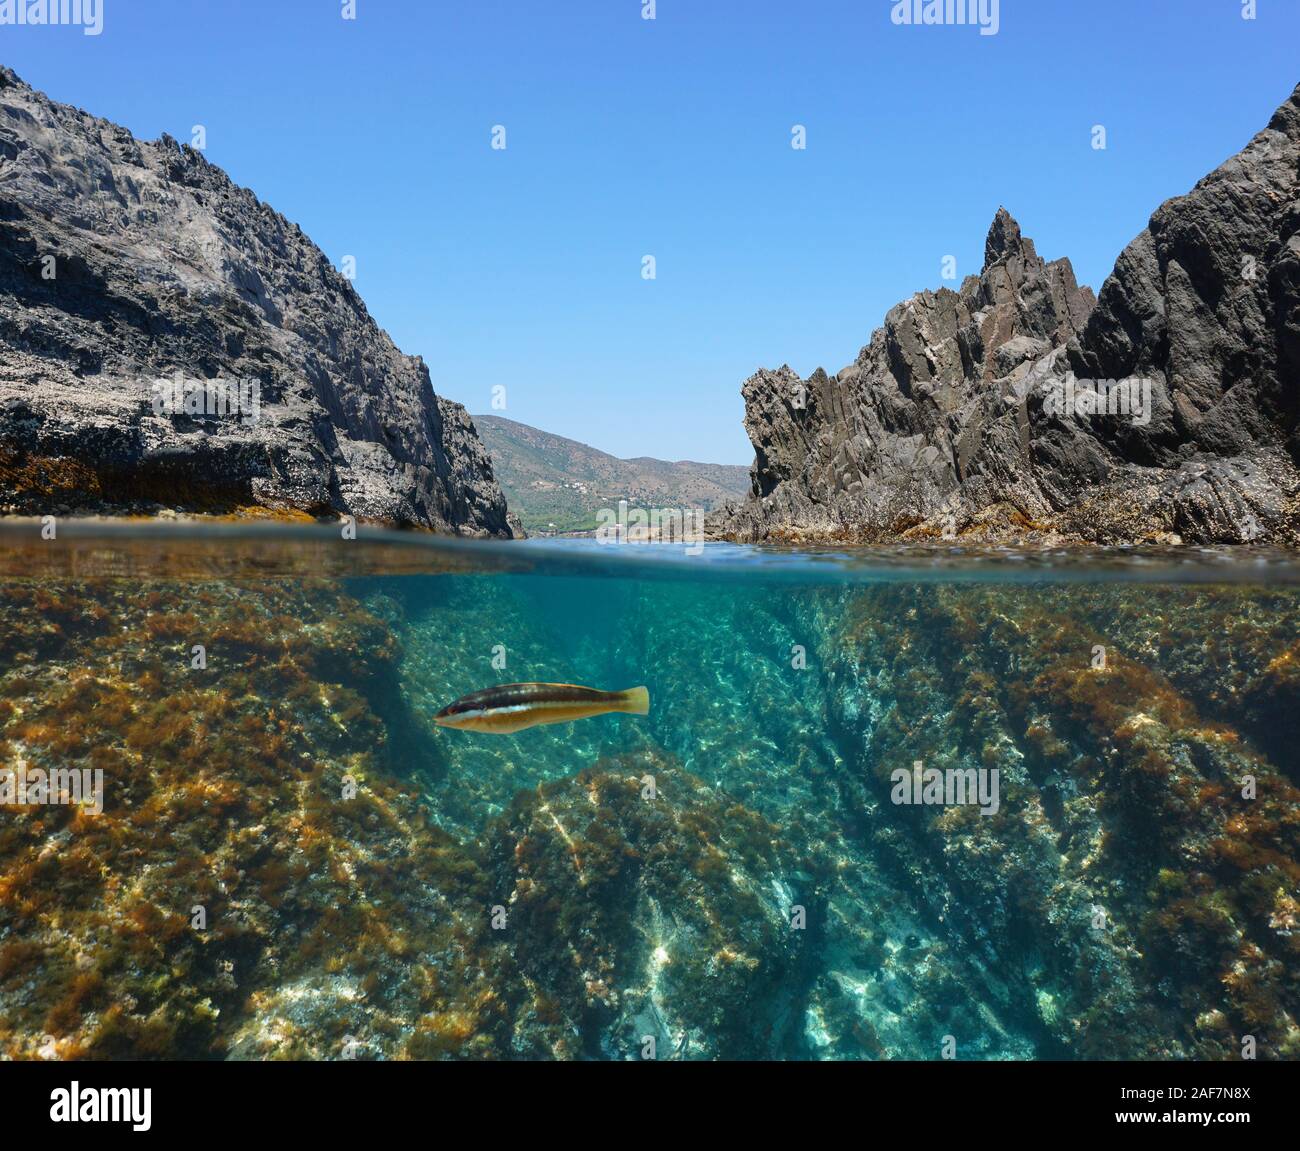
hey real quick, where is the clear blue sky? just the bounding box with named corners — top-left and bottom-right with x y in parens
top-left (4, 1), bottom-right (1297, 463)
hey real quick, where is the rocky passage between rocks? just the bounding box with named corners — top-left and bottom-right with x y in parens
top-left (3, 562), bottom-right (1296, 1061)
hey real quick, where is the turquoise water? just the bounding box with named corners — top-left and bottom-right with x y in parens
top-left (1, 527), bottom-right (1298, 1060)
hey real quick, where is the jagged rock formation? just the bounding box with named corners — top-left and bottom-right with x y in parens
top-left (0, 67), bottom-right (514, 534)
top-left (718, 84), bottom-right (1300, 546)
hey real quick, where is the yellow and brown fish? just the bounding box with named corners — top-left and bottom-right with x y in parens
top-left (433, 682), bottom-right (650, 735)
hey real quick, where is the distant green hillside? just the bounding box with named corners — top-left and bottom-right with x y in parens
top-left (473, 415), bottom-right (751, 534)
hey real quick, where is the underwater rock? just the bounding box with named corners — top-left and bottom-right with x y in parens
top-left (0, 578), bottom-right (504, 1060)
top-left (716, 83), bottom-right (1300, 546)
top-left (4, 551), bottom-right (1297, 1061)
top-left (0, 68), bottom-right (514, 535)
top-left (485, 757), bottom-right (817, 1059)
top-left (820, 583), bottom-right (1300, 1059)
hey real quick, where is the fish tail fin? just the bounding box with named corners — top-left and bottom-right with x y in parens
top-left (617, 686), bottom-right (650, 716)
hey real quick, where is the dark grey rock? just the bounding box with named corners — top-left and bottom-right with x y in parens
top-left (0, 67), bottom-right (515, 535)
top-left (717, 84), bottom-right (1300, 546)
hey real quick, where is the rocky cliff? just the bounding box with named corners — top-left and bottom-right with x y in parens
top-left (718, 84), bottom-right (1300, 546)
top-left (0, 67), bottom-right (514, 535)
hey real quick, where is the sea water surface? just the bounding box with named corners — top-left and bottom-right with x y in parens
top-left (1, 523), bottom-right (1298, 1060)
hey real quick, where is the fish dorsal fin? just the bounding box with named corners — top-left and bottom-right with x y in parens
top-left (495, 682), bottom-right (597, 691)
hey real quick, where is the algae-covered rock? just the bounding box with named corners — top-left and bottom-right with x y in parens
top-left (486, 757), bottom-right (817, 1059)
top-left (0, 578), bottom-right (501, 1060)
top-left (821, 583), bottom-right (1300, 1059)
top-left (3, 548), bottom-right (1298, 1062)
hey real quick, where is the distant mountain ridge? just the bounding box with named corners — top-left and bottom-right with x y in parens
top-left (473, 414), bottom-right (749, 533)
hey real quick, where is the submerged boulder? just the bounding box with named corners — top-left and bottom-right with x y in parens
top-left (486, 756), bottom-right (818, 1059)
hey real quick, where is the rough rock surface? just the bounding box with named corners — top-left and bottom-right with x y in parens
top-left (0, 67), bottom-right (514, 534)
top-left (717, 84), bottom-right (1300, 546)
top-left (489, 759), bottom-right (815, 1059)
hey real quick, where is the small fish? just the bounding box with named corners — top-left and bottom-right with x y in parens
top-left (433, 682), bottom-right (650, 735)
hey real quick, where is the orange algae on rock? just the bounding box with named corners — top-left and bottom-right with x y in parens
top-left (0, 578), bottom-right (498, 1059)
top-left (2, 552), bottom-right (1298, 1063)
top-left (832, 583), bottom-right (1300, 1059)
